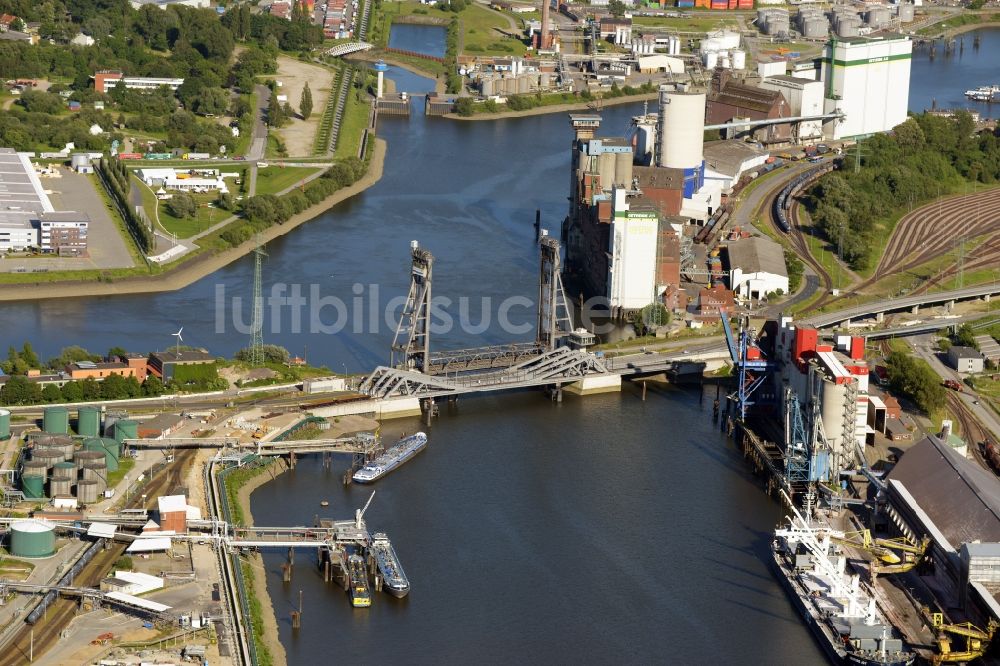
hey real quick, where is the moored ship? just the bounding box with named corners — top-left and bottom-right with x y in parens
top-left (772, 502), bottom-right (915, 666)
top-left (353, 432), bottom-right (428, 483)
top-left (348, 553), bottom-right (372, 608)
top-left (371, 532), bottom-right (410, 598)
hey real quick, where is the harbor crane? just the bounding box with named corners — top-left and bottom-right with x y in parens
top-left (719, 310), bottom-right (773, 420)
top-left (928, 613), bottom-right (998, 664)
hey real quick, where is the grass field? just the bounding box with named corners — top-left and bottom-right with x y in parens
top-left (159, 192), bottom-right (228, 238)
top-left (459, 3), bottom-right (526, 56)
top-left (335, 87), bottom-right (371, 160)
top-left (254, 166), bottom-right (320, 196)
top-left (632, 15), bottom-right (737, 32)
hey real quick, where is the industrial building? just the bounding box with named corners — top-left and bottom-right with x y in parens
top-left (136, 168), bottom-right (229, 193)
top-left (93, 70), bottom-right (185, 94)
top-left (147, 350), bottom-right (215, 381)
top-left (885, 435), bottom-right (1000, 624)
top-left (725, 236), bottom-right (789, 300)
top-left (820, 35), bottom-right (912, 139)
top-left (707, 70), bottom-right (792, 144)
top-left (759, 75), bottom-right (825, 141)
top-left (0, 148), bottom-right (90, 254)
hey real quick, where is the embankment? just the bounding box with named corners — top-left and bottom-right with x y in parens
top-left (445, 92), bottom-right (659, 121)
top-left (234, 457), bottom-right (292, 666)
top-left (0, 139), bottom-right (387, 303)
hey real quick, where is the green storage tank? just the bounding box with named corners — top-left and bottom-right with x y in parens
top-left (42, 407), bottom-right (69, 435)
top-left (9, 520), bottom-right (55, 558)
top-left (0, 409), bottom-right (10, 440)
top-left (84, 437), bottom-right (119, 473)
top-left (114, 419), bottom-right (138, 445)
top-left (20, 475), bottom-right (45, 499)
top-left (77, 406), bottom-right (101, 439)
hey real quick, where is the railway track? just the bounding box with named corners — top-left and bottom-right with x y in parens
top-left (0, 448), bottom-right (197, 664)
top-left (946, 393), bottom-right (993, 473)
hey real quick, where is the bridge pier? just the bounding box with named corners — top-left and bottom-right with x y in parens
top-left (985, 294), bottom-right (992, 303)
top-left (563, 374), bottom-right (622, 396)
top-left (945, 299), bottom-right (955, 311)
top-left (911, 305), bottom-right (920, 314)
top-left (876, 312), bottom-right (884, 323)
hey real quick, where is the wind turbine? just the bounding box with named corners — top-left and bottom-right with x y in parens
top-left (171, 327), bottom-right (183, 356)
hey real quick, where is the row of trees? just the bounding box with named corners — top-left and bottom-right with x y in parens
top-left (806, 112), bottom-right (1000, 270)
top-left (0, 374), bottom-right (166, 406)
top-left (97, 156), bottom-right (155, 253)
top-left (220, 157), bottom-right (367, 248)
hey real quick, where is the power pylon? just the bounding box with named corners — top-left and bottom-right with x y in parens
top-left (250, 235), bottom-right (267, 365)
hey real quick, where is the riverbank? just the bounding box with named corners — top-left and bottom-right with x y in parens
top-left (0, 139), bottom-right (387, 303)
top-left (444, 92), bottom-right (658, 121)
top-left (944, 20), bottom-right (1000, 38)
top-left (236, 458), bottom-right (291, 666)
top-left (351, 53), bottom-right (447, 93)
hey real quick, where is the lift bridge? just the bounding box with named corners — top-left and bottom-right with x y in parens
top-left (360, 235), bottom-right (610, 399)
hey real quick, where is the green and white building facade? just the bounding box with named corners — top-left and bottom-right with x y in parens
top-left (820, 35), bottom-right (912, 140)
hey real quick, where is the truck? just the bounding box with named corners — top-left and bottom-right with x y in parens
top-left (183, 152), bottom-right (211, 160)
top-left (943, 379), bottom-right (963, 391)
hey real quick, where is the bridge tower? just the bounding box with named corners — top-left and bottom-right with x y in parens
top-left (537, 232), bottom-right (574, 349)
top-left (391, 241), bottom-right (434, 371)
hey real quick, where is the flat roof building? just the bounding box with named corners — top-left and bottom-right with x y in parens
top-left (726, 236), bottom-right (789, 301)
top-left (94, 71), bottom-right (185, 94)
top-left (148, 350), bottom-right (215, 380)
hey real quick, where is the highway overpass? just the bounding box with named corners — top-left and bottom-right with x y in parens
top-left (802, 283), bottom-right (1000, 329)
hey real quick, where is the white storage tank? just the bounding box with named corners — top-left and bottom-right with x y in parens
top-left (897, 3), bottom-right (915, 22)
top-left (703, 51), bottom-right (719, 69)
top-left (866, 7), bottom-right (891, 26)
top-left (721, 55), bottom-right (731, 69)
top-left (732, 49), bottom-right (746, 70)
top-left (657, 89), bottom-right (705, 170)
top-left (802, 18), bottom-right (828, 38)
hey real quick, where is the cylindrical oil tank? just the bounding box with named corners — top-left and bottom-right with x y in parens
top-left (80, 462), bottom-right (107, 483)
top-left (85, 437), bottom-right (120, 472)
top-left (76, 480), bottom-right (99, 504)
top-left (720, 55), bottom-right (731, 69)
top-left (20, 474), bottom-right (45, 499)
top-left (597, 151), bottom-right (617, 190)
top-left (70, 153), bottom-right (90, 170)
top-left (516, 75), bottom-right (530, 94)
top-left (897, 3), bottom-right (914, 22)
top-left (766, 17), bottom-right (789, 35)
top-left (0, 409), bottom-right (10, 439)
top-left (9, 520), bottom-right (55, 558)
top-left (49, 477), bottom-right (73, 498)
top-left (614, 151), bottom-right (633, 190)
top-left (42, 406), bottom-right (69, 435)
top-left (31, 447), bottom-right (64, 467)
top-left (51, 461), bottom-right (77, 480)
top-left (838, 20), bottom-right (860, 38)
top-left (658, 90), bottom-right (706, 169)
top-left (480, 76), bottom-right (495, 97)
top-left (703, 51), bottom-right (718, 69)
top-left (103, 410), bottom-right (126, 437)
top-left (77, 406), bottom-right (101, 438)
top-left (803, 19), bottom-right (827, 38)
top-left (866, 7), bottom-right (890, 26)
top-left (73, 449), bottom-right (105, 466)
top-left (732, 49), bottom-right (746, 70)
top-left (113, 420), bottom-right (138, 445)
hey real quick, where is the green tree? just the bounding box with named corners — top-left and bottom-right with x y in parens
top-left (194, 87), bottom-right (230, 117)
top-left (454, 97), bottom-right (474, 116)
top-left (60, 381), bottom-right (83, 403)
top-left (80, 378), bottom-right (101, 401)
top-left (953, 324), bottom-right (978, 349)
top-left (267, 94), bottom-right (286, 127)
top-left (300, 81), bottom-right (313, 120)
top-left (41, 384), bottom-right (63, 403)
top-left (608, 0), bottom-right (627, 17)
top-left (142, 375), bottom-right (165, 396)
top-left (100, 374), bottom-right (129, 400)
top-left (20, 342), bottom-right (39, 368)
top-left (107, 347), bottom-right (128, 360)
top-left (166, 193), bottom-right (197, 219)
top-left (0, 376), bottom-right (32, 405)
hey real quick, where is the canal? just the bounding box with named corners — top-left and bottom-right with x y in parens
top-left (3, 27), bottom-right (998, 663)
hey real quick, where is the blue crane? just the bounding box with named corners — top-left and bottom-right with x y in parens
top-left (720, 310), bottom-right (773, 420)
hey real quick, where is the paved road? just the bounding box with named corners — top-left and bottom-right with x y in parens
top-left (804, 283), bottom-right (1000, 328)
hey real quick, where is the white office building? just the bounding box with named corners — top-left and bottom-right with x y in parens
top-left (821, 35), bottom-right (912, 140)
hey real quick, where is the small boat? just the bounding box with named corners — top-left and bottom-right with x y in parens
top-left (353, 433), bottom-right (428, 484)
top-left (347, 554), bottom-right (371, 608)
top-left (964, 85), bottom-right (1000, 101)
top-left (370, 532), bottom-right (410, 598)
top-left (320, 500), bottom-right (329, 507)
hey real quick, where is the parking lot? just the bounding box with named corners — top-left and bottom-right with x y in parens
top-left (0, 166), bottom-right (137, 273)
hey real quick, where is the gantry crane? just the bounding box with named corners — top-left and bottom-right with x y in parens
top-left (929, 613), bottom-right (998, 664)
top-left (870, 536), bottom-right (931, 577)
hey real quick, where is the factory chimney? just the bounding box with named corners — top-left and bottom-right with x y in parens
top-left (540, 0), bottom-right (551, 50)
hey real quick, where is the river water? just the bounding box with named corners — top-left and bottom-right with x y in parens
top-left (908, 27), bottom-right (1000, 118)
top-left (4, 28), bottom-right (999, 664)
